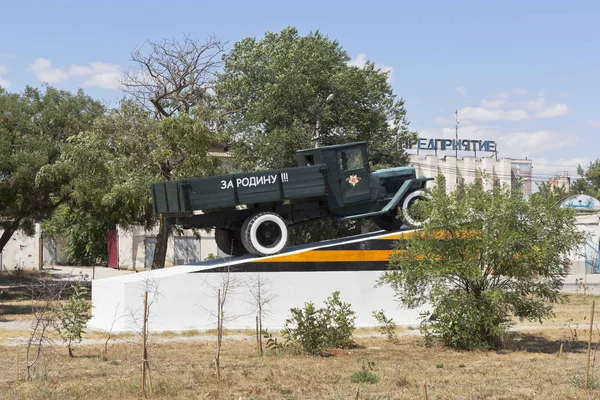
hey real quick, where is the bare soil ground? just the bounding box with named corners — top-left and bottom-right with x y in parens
top-left (1, 271), bottom-right (600, 399)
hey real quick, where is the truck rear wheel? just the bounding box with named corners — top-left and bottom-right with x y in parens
top-left (241, 212), bottom-right (288, 256)
top-left (215, 228), bottom-right (247, 257)
top-left (402, 190), bottom-right (431, 228)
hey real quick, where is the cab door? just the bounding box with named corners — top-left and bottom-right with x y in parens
top-left (337, 147), bottom-right (371, 205)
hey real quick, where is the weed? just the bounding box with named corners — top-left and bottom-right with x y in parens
top-left (570, 374), bottom-right (600, 389)
top-left (372, 310), bottom-right (399, 344)
top-left (396, 376), bottom-right (409, 387)
top-left (436, 363), bottom-right (444, 369)
top-left (350, 357), bottom-right (379, 384)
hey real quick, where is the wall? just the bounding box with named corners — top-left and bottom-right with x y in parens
top-left (0, 225), bottom-right (41, 270)
top-left (569, 212), bottom-right (600, 274)
top-left (410, 154), bottom-right (531, 193)
top-left (0, 224), bottom-right (66, 270)
top-left (89, 266), bottom-right (428, 333)
top-left (117, 225), bottom-right (218, 270)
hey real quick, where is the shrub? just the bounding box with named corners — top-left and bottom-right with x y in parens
top-left (350, 358), bottom-right (379, 384)
top-left (372, 309), bottom-right (399, 343)
top-left (322, 291), bottom-right (356, 349)
top-left (420, 289), bottom-right (510, 350)
top-left (55, 282), bottom-right (91, 357)
top-left (282, 291), bottom-right (356, 355)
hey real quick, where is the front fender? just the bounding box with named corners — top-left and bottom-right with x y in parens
top-left (383, 177), bottom-right (433, 212)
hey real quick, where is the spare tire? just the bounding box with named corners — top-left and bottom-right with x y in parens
top-left (215, 228), bottom-right (247, 257)
top-left (241, 212), bottom-right (288, 256)
top-left (402, 190), bottom-right (431, 228)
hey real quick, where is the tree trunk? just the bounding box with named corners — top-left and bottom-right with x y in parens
top-left (0, 219), bottom-right (20, 254)
top-left (151, 215), bottom-right (169, 269)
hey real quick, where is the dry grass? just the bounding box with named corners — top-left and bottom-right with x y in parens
top-left (545, 294), bottom-right (600, 325)
top-left (0, 333), bottom-right (596, 399)
top-left (1, 293), bottom-right (600, 398)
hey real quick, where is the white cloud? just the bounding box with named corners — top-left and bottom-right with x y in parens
top-left (434, 89), bottom-right (569, 124)
top-left (526, 97), bottom-right (545, 110)
top-left (534, 103), bottom-right (568, 118)
top-left (0, 65), bottom-right (8, 88)
top-left (348, 53), bottom-right (368, 68)
top-left (28, 57), bottom-right (122, 89)
top-left (460, 106), bottom-right (529, 122)
top-left (441, 124), bottom-right (500, 139)
top-left (589, 120), bottom-right (600, 128)
top-left (455, 86), bottom-right (467, 95)
top-left (499, 130), bottom-right (579, 157)
top-left (533, 157), bottom-right (589, 181)
top-left (480, 98), bottom-right (506, 109)
top-left (70, 62), bottom-right (121, 89)
top-left (525, 95), bottom-right (568, 118)
top-left (348, 53), bottom-right (393, 83)
top-left (29, 58), bottom-right (69, 83)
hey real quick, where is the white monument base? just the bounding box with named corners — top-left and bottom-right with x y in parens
top-left (89, 231), bottom-right (428, 333)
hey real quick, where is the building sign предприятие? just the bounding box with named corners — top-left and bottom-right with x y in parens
top-left (414, 138), bottom-right (497, 154)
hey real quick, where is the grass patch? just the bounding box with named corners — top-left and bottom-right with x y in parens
top-left (570, 374), bottom-right (600, 389)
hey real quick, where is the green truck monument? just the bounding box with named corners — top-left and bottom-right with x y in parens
top-left (152, 141), bottom-right (432, 257)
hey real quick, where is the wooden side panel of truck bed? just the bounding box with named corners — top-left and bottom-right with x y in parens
top-left (153, 165), bottom-right (328, 214)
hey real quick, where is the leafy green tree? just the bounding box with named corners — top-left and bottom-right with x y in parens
top-left (43, 205), bottom-right (114, 265)
top-left (0, 86), bottom-right (105, 253)
top-left (380, 180), bottom-right (584, 350)
top-left (216, 26), bottom-right (416, 170)
top-left (216, 27), bottom-right (415, 243)
top-left (47, 101), bottom-right (222, 266)
top-left (570, 161), bottom-right (600, 197)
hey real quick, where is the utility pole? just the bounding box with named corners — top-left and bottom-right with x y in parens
top-left (455, 109), bottom-right (459, 187)
top-left (455, 109), bottom-right (459, 158)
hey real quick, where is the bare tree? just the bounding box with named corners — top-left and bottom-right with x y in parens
top-left (246, 272), bottom-right (277, 356)
top-left (25, 279), bottom-right (69, 380)
top-left (122, 34), bottom-right (225, 119)
top-left (121, 35), bottom-right (226, 270)
top-left (102, 304), bottom-right (123, 361)
top-left (198, 262), bottom-right (244, 379)
top-left (213, 264), bottom-right (242, 379)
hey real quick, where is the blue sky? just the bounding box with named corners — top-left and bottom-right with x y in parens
top-left (1, 0), bottom-right (598, 181)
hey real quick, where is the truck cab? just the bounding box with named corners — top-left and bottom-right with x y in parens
top-left (296, 142), bottom-right (371, 209)
top-left (296, 142), bottom-right (422, 216)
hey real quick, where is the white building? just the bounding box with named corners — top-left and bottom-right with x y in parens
top-left (409, 154), bottom-right (533, 195)
top-left (116, 225), bottom-right (218, 270)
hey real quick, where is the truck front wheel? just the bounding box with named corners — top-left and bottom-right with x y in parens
top-left (215, 228), bottom-right (247, 257)
top-left (402, 190), bottom-right (431, 228)
top-left (241, 212), bottom-right (288, 256)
